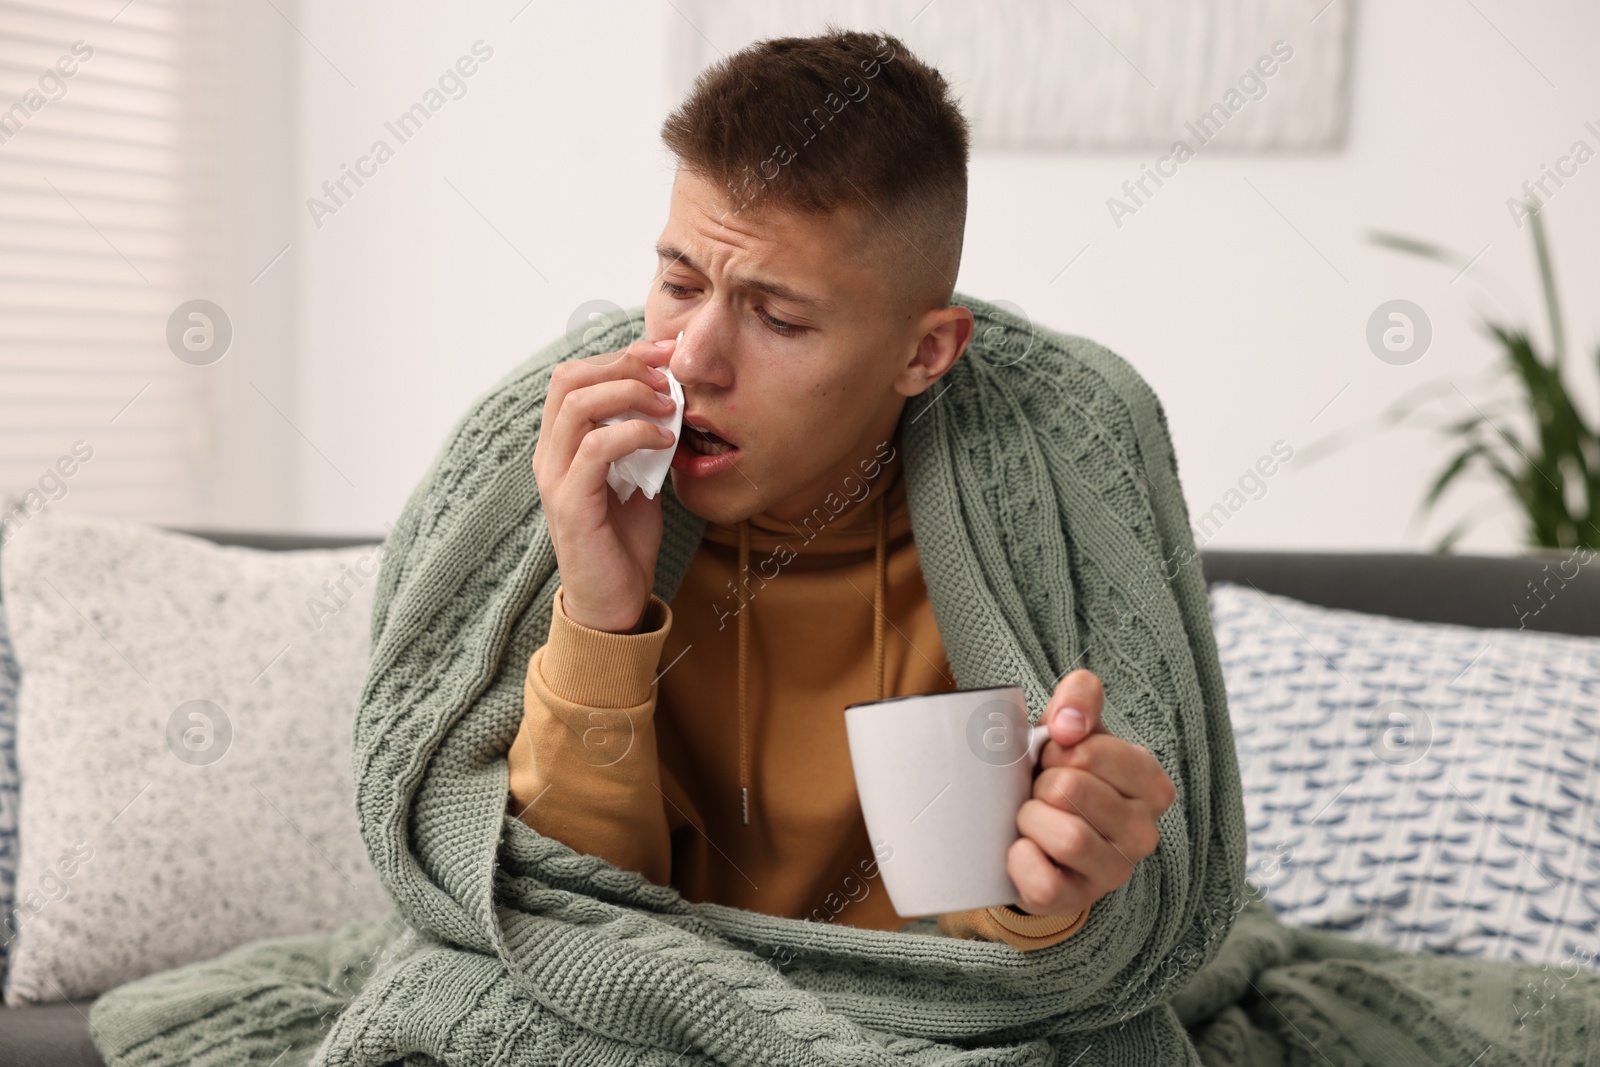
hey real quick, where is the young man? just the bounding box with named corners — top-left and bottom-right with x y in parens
top-left (508, 28), bottom-right (1175, 951)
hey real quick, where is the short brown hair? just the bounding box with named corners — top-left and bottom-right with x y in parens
top-left (660, 26), bottom-right (970, 315)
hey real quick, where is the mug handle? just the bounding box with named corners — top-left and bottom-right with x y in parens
top-left (1026, 722), bottom-right (1051, 768)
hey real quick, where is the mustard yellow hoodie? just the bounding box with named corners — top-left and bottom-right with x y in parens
top-left (507, 430), bottom-right (1087, 950)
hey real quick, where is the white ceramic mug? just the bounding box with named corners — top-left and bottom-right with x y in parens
top-left (843, 685), bottom-right (1048, 917)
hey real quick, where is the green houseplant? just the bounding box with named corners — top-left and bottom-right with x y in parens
top-left (1354, 206), bottom-right (1600, 551)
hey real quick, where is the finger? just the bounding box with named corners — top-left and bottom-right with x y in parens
top-left (542, 377), bottom-right (679, 489)
top-left (1039, 733), bottom-right (1172, 807)
top-left (1031, 768), bottom-right (1162, 862)
top-left (535, 340), bottom-right (675, 472)
top-left (1044, 669), bottom-right (1104, 747)
top-left (1006, 834), bottom-right (1089, 916)
top-left (1016, 798), bottom-right (1140, 896)
top-left (579, 335), bottom-right (676, 370)
top-left (546, 339), bottom-right (673, 427)
top-left (1031, 764), bottom-right (1123, 835)
top-left (566, 419), bottom-right (678, 501)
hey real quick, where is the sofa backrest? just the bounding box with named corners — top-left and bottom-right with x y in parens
top-left (1202, 549), bottom-right (1600, 638)
top-left (7, 525), bottom-right (1594, 639)
top-left (177, 532), bottom-right (1600, 639)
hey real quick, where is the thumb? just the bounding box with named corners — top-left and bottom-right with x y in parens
top-left (1045, 668), bottom-right (1104, 746)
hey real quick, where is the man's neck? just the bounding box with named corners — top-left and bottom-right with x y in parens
top-left (759, 406), bottom-right (905, 525)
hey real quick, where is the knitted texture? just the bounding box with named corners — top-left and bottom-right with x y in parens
top-left (87, 294), bottom-right (1583, 1066)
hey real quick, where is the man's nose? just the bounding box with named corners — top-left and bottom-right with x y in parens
top-left (668, 318), bottom-right (730, 387)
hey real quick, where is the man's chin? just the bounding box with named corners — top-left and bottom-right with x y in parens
top-left (669, 469), bottom-right (761, 527)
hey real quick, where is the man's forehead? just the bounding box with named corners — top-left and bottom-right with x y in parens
top-left (658, 172), bottom-right (881, 311)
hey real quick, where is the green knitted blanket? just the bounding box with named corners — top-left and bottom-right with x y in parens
top-left (86, 294), bottom-right (1600, 1066)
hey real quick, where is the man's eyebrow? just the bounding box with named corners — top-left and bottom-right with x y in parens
top-left (655, 242), bottom-right (835, 313)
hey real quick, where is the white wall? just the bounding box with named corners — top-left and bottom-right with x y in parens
top-left (283, 0), bottom-right (1600, 553)
top-left (197, 0), bottom-right (300, 530)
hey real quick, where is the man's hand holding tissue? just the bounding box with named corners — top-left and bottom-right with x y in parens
top-left (532, 335), bottom-right (679, 634)
top-left (1006, 668), bottom-right (1177, 919)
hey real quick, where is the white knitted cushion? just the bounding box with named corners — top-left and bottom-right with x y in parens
top-left (0, 511), bottom-right (392, 1003)
top-left (1212, 580), bottom-right (1600, 970)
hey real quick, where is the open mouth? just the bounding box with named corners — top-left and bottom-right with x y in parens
top-left (673, 418), bottom-right (742, 477)
top-left (684, 424), bottom-right (736, 456)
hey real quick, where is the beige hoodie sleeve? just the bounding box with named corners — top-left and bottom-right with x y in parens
top-left (507, 585), bottom-right (675, 885)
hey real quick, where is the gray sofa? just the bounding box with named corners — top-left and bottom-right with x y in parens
top-left (3, 531), bottom-right (1597, 1067)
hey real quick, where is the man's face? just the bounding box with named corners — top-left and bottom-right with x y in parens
top-left (645, 169), bottom-right (932, 526)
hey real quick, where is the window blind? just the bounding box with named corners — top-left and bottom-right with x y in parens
top-left (0, 0), bottom-right (217, 532)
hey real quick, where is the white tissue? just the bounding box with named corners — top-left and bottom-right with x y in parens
top-left (600, 330), bottom-right (684, 503)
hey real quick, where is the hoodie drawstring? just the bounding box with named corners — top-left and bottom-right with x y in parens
top-left (736, 493), bottom-right (888, 825)
top-left (738, 517), bottom-right (750, 826)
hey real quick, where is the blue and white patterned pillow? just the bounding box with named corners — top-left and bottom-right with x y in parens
top-left (1212, 580), bottom-right (1600, 971)
top-left (0, 601), bottom-right (17, 983)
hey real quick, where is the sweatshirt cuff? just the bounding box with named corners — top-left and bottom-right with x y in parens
top-left (987, 903), bottom-right (1089, 946)
top-left (538, 586), bottom-right (673, 708)
top-left (937, 902), bottom-right (1090, 950)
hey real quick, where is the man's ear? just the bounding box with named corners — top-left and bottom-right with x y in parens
top-left (897, 305), bottom-right (974, 398)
